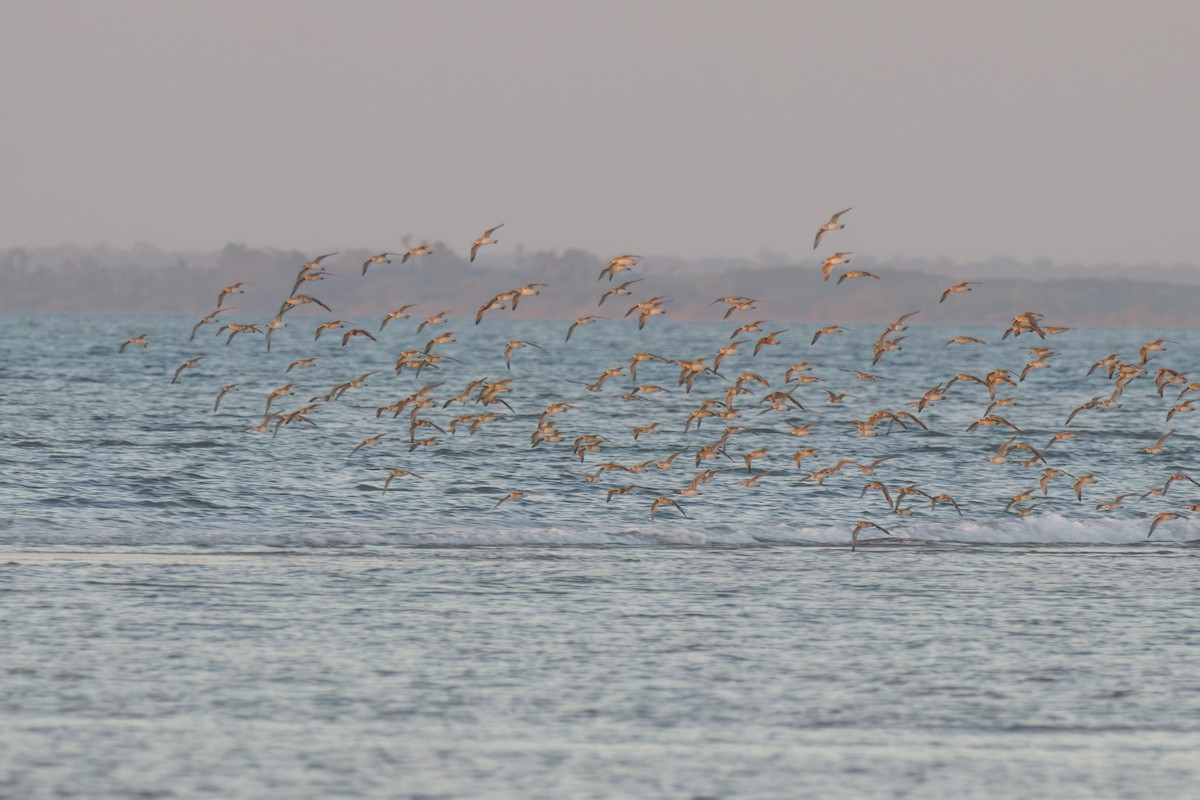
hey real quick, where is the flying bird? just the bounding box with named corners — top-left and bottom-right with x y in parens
top-left (813, 208), bottom-right (852, 249)
top-left (470, 224), bottom-right (504, 262)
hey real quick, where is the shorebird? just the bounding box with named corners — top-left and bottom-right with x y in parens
top-left (813, 207), bottom-right (851, 249)
top-left (743, 447), bottom-right (768, 472)
top-left (264, 383), bottom-right (295, 413)
top-left (190, 307), bottom-right (236, 341)
top-left (939, 282), bottom-right (979, 303)
top-left (945, 336), bottom-right (986, 346)
top-left (1167, 400), bottom-right (1194, 422)
top-left (401, 244), bottom-right (432, 263)
top-left (650, 496), bottom-right (686, 520)
top-left (417, 311), bottom-right (448, 334)
top-left (599, 278), bottom-right (642, 306)
top-left (342, 328), bottom-right (378, 346)
top-left (286, 358), bottom-right (316, 373)
top-left (301, 252), bottom-right (338, 271)
top-left (753, 330), bottom-right (788, 356)
top-left (731, 320), bottom-right (767, 339)
top-left (218, 323), bottom-right (263, 345)
top-left (1073, 473), bottom-right (1096, 501)
top-left (821, 252), bottom-right (852, 281)
top-left (382, 469), bottom-right (422, 491)
top-left (170, 356), bottom-right (206, 385)
top-left (861, 482), bottom-right (894, 510)
top-left (511, 283), bottom-right (546, 310)
top-left (1149, 512), bottom-right (1187, 538)
top-left (476, 296), bottom-right (507, 325)
top-left (118, 333), bottom-right (150, 353)
top-left (493, 490), bottom-right (528, 507)
top-left (213, 383), bottom-right (240, 412)
top-left (836, 270), bottom-right (880, 285)
top-left (504, 340), bottom-right (541, 370)
top-left (598, 255), bottom-right (641, 282)
top-left (1094, 493), bottom-right (1137, 511)
top-left (470, 224), bottom-right (504, 262)
top-left (811, 325), bottom-right (844, 345)
top-left (966, 415), bottom-right (1021, 433)
top-left (350, 434), bottom-right (386, 453)
top-left (1138, 338), bottom-right (1175, 366)
top-left (929, 493), bottom-right (962, 516)
top-left (362, 252), bottom-right (402, 275)
top-left (566, 315), bottom-right (606, 342)
top-left (849, 520), bottom-right (890, 551)
top-left (314, 320), bottom-right (346, 340)
top-left (278, 294), bottom-right (332, 316)
top-left (217, 283), bottom-right (247, 308)
top-left (1144, 429), bottom-right (1176, 455)
top-left (1045, 431), bottom-right (1079, 449)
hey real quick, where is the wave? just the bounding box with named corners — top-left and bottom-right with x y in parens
top-left (0, 513), bottom-right (1196, 550)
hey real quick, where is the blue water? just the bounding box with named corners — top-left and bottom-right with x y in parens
top-left (2, 313), bottom-right (1198, 797)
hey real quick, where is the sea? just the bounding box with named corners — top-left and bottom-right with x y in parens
top-left (1, 312), bottom-right (1198, 799)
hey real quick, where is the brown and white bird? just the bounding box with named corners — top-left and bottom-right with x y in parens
top-left (470, 224), bottom-right (504, 262)
top-left (566, 315), bottom-right (606, 342)
top-left (940, 282), bottom-right (979, 303)
top-left (216, 283), bottom-right (247, 308)
top-left (850, 520), bottom-right (890, 551)
top-left (813, 207), bottom-right (852, 249)
top-left (118, 333), bottom-right (151, 353)
top-left (821, 252), bottom-right (852, 281)
top-left (401, 244), bottom-right (432, 263)
top-left (1148, 512), bottom-right (1187, 538)
top-left (362, 252), bottom-right (402, 275)
top-left (170, 356), bottom-right (206, 385)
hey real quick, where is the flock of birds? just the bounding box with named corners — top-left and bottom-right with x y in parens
top-left (118, 213), bottom-right (1197, 549)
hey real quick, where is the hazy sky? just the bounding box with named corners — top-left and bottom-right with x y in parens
top-left (3, 1), bottom-right (1198, 265)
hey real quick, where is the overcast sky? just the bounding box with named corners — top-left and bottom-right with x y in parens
top-left (2, 1), bottom-right (1197, 265)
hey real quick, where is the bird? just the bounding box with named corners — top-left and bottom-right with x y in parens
top-left (940, 282), bottom-right (979, 303)
top-left (380, 305), bottom-right (418, 331)
top-left (1144, 429), bottom-right (1176, 455)
top-left (470, 224), bottom-right (504, 262)
top-left (401, 245), bottom-right (432, 263)
top-left (362, 252), bottom-right (401, 275)
top-left (813, 208), bottom-right (852, 249)
top-left (314, 320), bottom-right (346, 340)
top-left (351, 433), bottom-right (388, 455)
top-left (213, 383), bottom-right (241, 412)
top-left (810, 325), bottom-right (844, 345)
top-left (341, 328), bottom-right (378, 346)
top-left (382, 469), bottom-right (422, 491)
top-left (216, 283), bottom-right (247, 308)
top-left (170, 356), bottom-right (206, 385)
top-left (598, 255), bottom-right (641, 282)
top-left (278, 295), bottom-right (332, 315)
top-left (599, 278), bottom-right (643, 306)
top-left (650, 496), bottom-right (686, 520)
top-left (849, 520), bottom-right (890, 551)
top-left (945, 336), bottom-right (986, 346)
top-left (1073, 474), bottom-right (1097, 501)
top-left (1148, 512), bottom-right (1187, 538)
top-left (190, 307), bottom-right (236, 341)
top-left (264, 383), bottom-right (295, 413)
top-left (836, 270), bottom-right (880, 285)
top-left (118, 333), bottom-right (150, 353)
top-left (495, 490), bottom-right (528, 507)
top-left (821, 252), bottom-right (852, 281)
top-left (753, 330), bottom-right (788, 356)
top-left (286, 358), bottom-right (316, 373)
top-left (417, 312), bottom-right (448, 334)
top-left (504, 340), bottom-right (541, 370)
top-left (566, 315), bottom-right (606, 342)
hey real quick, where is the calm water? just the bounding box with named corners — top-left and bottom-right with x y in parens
top-left (2, 313), bottom-right (1198, 798)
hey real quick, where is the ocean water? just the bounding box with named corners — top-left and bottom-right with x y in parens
top-left (2, 312), bottom-right (1198, 798)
